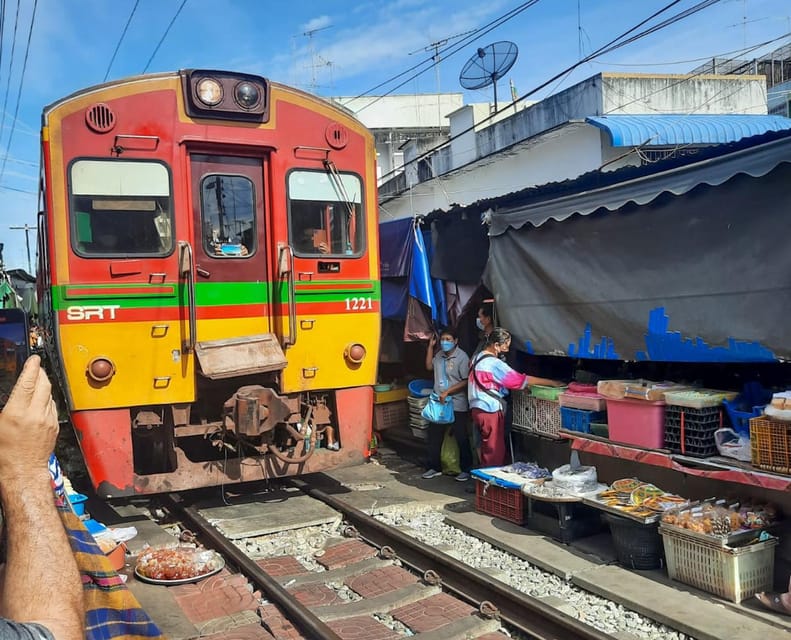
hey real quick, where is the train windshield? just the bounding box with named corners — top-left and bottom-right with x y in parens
top-left (288, 170), bottom-right (364, 257)
top-left (69, 159), bottom-right (173, 256)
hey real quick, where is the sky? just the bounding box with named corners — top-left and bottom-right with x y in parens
top-left (0, 0), bottom-right (789, 272)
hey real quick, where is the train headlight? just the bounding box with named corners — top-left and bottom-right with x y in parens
top-left (234, 81), bottom-right (260, 109)
top-left (87, 357), bottom-right (115, 383)
top-left (196, 77), bottom-right (223, 106)
top-left (344, 343), bottom-right (366, 365)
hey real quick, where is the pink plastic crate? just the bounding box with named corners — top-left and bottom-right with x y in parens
top-left (606, 398), bottom-right (666, 449)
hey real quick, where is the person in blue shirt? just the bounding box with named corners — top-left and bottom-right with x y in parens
top-left (421, 329), bottom-right (473, 481)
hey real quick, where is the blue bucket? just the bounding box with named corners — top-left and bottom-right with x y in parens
top-left (408, 379), bottom-right (434, 397)
top-left (68, 493), bottom-right (89, 517)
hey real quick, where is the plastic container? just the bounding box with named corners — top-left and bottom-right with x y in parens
top-left (67, 493), bottom-right (88, 517)
top-left (373, 401), bottom-right (408, 431)
top-left (750, 416), bottom-right (791, 474)
top-left (410, 425), bottom-right (429, 441)
top-left (590, 423), bottom-right (609, 438)
top-left (604, 513), bottom-right (663, 570)
top-left (408, 379), bottom-right (434, 398)
top-left (374, 387), bottom-right (408, 404)
top-left (526, 498), bottom-right (602, 543)
top-left (723, 382), bottom-right (771, 437)
top-left (559, 392), bottom-right (607, 412)
top-left (663, 390), bottom-right (736, 409)
top-left (472, 469), bottom-right (526, 524)
top-left (512, 391), bottom-right (562, 438)
top-left (606, 398), bottom-right (666, 449)
top-left (560, 407), bottom-right (606, 434)
top-left (529, 385), bottom-right (566, 401)
top-left (664, 405), bottom-right (723, 458)
top-left (660, 525), bottom-right (776, 603)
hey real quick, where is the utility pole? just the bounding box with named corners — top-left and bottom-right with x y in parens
top-left (9, 224), bottom-right (36, 274)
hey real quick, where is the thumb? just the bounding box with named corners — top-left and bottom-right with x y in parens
top-left (6, 355), bottom-right (41, 403)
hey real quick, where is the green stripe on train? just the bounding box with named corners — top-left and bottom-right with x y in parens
top-left (51, 280), bottom-right (379, 309)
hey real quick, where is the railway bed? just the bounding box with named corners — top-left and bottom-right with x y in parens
top-left (93, 452), bottom-right (791, 640)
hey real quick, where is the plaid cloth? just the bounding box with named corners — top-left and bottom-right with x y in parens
top-left (58, 503), bottom-right (164, 640)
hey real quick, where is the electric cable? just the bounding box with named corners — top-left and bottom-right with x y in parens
top-left (378, 0), bottom-right (722, 184)
top-left (142, 0), bottom-right (187, 74)
top-left (0, 0), bottom-right (36, 185)
top-left (104, 0), bottom-right (140, 82)
top-left (0, 0), bottom-right (20, 149)
top-left (353, 1), bottom-right (541, 112)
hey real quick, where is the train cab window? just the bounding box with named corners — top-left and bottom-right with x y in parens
top-left (288, 170), bottom-right (364, 257)
top-left (199, 175), bottom-right (255, 257)
top-left (69, 160), bottom-right (173, 257)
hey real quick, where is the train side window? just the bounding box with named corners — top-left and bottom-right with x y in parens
top-left (287, 170), bottom-right (364, 258)
top-left (200, 174), bottom-right (255, 258)
top-left (69, 159), bottom-right (173, 257)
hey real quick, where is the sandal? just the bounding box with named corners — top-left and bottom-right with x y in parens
top-left (755, 592), bottom-right (791, 616)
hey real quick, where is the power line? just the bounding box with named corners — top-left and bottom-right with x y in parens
top-left (0, 0), bottom-right (6, 100)
top-left (352, 1), bottom-right (540, 111)
top-left (104, 0), bottom-right (140, 82)
top-left (0, 0), bottom-right (36, 186)
top-left (142, 0), bottom-right (188, 74)
top-left (0, 0), bottom-right (20, 150)
top-left (378, 0), bottom-right (722, 184)
top-left (354, 0), bottom-right (544, 113)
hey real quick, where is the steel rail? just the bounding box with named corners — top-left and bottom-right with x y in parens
top-left (161, 493), bottom-right (343, 640)
top-left (289, 478), bottom-right (612, 640)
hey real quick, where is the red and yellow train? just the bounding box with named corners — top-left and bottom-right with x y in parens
top-left (37, 69), bottom-right (380, 497)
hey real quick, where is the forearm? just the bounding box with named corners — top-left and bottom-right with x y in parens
top-left (1, 472), bottom-right (83, 640)
top-left (527, 375), bottom-right (565, 387)
top-left (446, 380), bottom-right (467, 396)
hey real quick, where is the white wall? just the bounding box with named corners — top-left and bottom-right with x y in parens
top-left (332, 94), bottom-right (464, 129)
top-left (601, 73), bottom-right (767, 115)
top-left (379, 123), bottom-right (602, 220)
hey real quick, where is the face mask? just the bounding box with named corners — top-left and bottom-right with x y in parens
top-left (440, 340), bottom-right (454, 352)
top-left (476, 317), bottom-right (485, 331)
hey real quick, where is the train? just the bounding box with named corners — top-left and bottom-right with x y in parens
top-left (36, 69), bottom-right (381, 497)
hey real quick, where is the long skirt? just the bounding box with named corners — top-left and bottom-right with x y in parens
top-left (471, 408), bottom-right (506, 467)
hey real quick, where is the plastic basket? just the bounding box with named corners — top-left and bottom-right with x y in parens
top-left (660, 525), bottom-right (776, 603)
top-left (604, 513), bottom-right (663, 570)
top-left (410, 425), bottom-right (429, 441)
top-left (750, 416), bottom-right (791, 474)
top-left (512, 391), bottom-right (562, 438)
top-left (560, 407), bottom-right (606, 434)
top-left (373, 401), bottom-right (408, 431)
top-left (664, 405), bottom-right (724, 458)
top-left (724, 383), bottom-right (771, 437)
top-left (474, 479), bottom-right (526, 524)
top-left (663, 390), bottom-right (736, 409)
top-left (529, 385), bottom-right (566, 401)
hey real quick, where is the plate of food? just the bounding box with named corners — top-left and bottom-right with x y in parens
top-left (610, 478), bottom-right (643, 493)
top-left (134, 546), bottom-right (225, 585)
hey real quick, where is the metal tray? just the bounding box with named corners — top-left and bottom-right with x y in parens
top-left (134, 553), bottom-right (225, 585)
top-left (582, 496), bottom-right (661, 525)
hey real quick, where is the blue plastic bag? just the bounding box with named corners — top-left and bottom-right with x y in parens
top-left (421, 393), bottom-right (454, 424)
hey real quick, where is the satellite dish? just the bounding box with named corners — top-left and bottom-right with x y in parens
top-left (459, 41), bottom-right (518, 110)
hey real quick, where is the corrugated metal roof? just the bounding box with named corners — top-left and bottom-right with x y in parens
top-left (586, 114), bottom-right (791, 147)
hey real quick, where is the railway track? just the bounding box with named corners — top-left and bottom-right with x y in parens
top-left (159, 481), bottom-right (612, 640)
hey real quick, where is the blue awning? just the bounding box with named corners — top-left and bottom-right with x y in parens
top-left (586, 114), bottom-right (791, 147)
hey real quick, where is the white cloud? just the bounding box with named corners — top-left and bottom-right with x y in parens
top-left (302, 15), bottom-right (332, 34)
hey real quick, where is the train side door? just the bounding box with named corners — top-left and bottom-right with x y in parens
top-left (189, 154), bottom-right (285, 378)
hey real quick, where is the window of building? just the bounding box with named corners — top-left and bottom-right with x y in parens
top-left (70, 160), bottom-right (173, 256)
top-left (288, 170), bottom-right (364, 257)
top-left (200, 175), bottom-right (255, 258)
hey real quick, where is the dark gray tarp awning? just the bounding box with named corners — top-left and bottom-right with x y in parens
top-left (490, 132), bottom-right (791, 236)
top-left (484, 158), bottom-right (791, 362)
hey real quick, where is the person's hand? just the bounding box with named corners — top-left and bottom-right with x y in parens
top-left (317, 242), bottom-right (329, 254)
top-left (439, 390), bottom-right (449, 404)
top-left (428, 334), bottom-right (437, 348)
top-left (0, 356), bottom-right (59, 478)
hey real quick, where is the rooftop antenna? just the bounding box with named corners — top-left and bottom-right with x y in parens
top-left (459, 41), bottom-right (519, 113)
top-left (410, 30), bottom-right (475, 130)
top-left (302, 23), bottom-right (333, 92)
